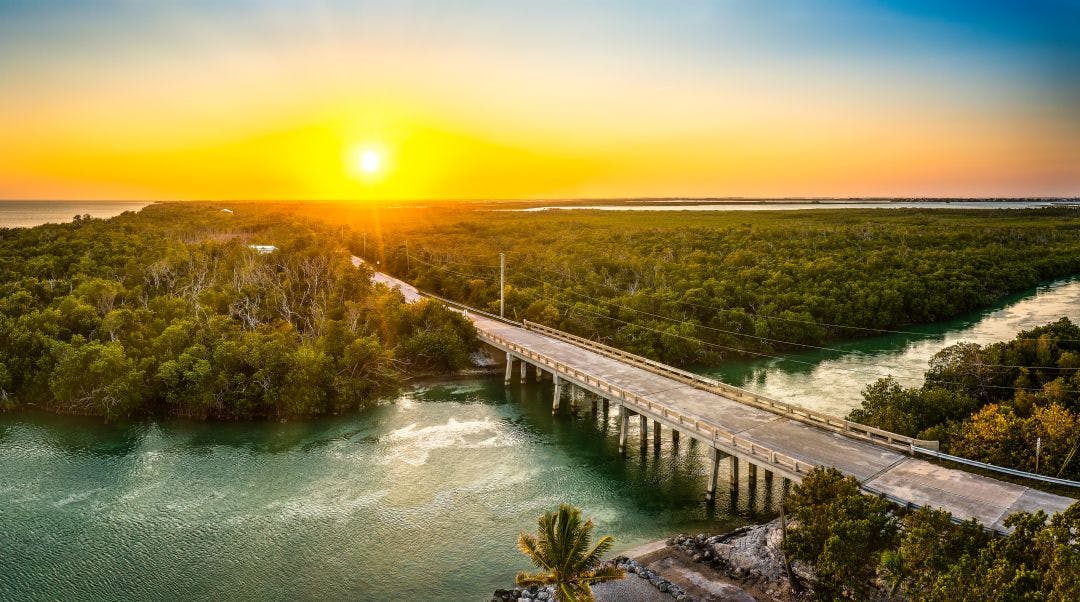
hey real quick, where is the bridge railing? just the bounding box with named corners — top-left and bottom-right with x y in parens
top-left (911, 447), bottom-right (1080, 488)
top-left (480, 329), bottom-right (817, 479)
top-left (521, 320), bottom-right (940, 454)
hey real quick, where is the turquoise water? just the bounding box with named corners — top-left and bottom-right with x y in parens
top-left (707, 276), bottom-right (1080, 417)
top-left (0, 380), bottom-right (761, 601)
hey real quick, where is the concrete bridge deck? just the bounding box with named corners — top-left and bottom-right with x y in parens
top-left (472, 314), bottom-right (1074, 533)
top-left (360, 260), bottom-right (1074, 533)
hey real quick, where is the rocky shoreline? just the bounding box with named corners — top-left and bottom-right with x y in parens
top-left (493, 519), bottom-right (807, 602)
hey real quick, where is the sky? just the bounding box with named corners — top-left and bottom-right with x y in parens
top-left (1, 0), bottom-right (1078, 200)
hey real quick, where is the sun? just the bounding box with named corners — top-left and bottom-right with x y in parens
top-left (359, 149), bottom-right (381, 174)
top-left (347, 144), bottom-right (390, 182)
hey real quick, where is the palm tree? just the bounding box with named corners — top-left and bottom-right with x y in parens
top-left (515, 504), bottom-right (625, 602)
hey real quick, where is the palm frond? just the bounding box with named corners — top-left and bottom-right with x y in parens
top-left (579, 534), bottom-right (614, 569)
top-left (561, 580), bottom-right (596, 602)
top-left (518, 532), bottom-right (552, 570)
top-left (516, 570), bottom-right (554, 587)
top-left (579, 564), bottom-right (625, 584)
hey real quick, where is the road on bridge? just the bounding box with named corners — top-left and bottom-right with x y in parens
top-left (362, 261), bottom-right (1075, 533)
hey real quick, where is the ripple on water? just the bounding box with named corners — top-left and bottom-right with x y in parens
top-left (1, 380), bottom-right (761, 601)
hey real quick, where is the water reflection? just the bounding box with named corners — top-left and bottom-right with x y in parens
top-left (1, 377), bottom-right (764, 602)
top-left (709, 276), bottom-right (1080, 416)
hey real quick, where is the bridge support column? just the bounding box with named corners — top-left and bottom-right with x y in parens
top-left (747, 463), bottom-right (758, 510)
top-left (520, 360), bottom-right (527, 384)
top-left (706, 448), bottom-right (722, 501)
top-left (552, 375), bottom-right (562, 413)
top-left (730, 456), bottom-right (740, 492)
top-left (639, 414), bottom-right (648, 448)
top-left (618, 405), bottom-right (628, 455)
top-left (672, 429), bottom-right (680, 448)
top-left (763, 470), bottom-right (774, 510)
top-left (653, 420), bottom-right (661, 449)
top-left (504, 354), bottom-right (514, 385)
top-left (536, 366), bottom-right (544, 382)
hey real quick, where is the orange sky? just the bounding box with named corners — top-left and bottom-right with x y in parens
top-left (1, 1), bottom-right (1078, 200)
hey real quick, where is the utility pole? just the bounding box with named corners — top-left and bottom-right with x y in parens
top-left (362, 231), bottom-right (367, 257)
top-left (1036, 436), bottom-right (1042, 473)
top-left (499, 252), bottom-right (505, 317)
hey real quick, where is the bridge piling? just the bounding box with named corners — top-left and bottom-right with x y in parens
top-left (639, 415), bottom-right (648, 448)
top-left (617, 405), bottom-right (628, 455)
top-left (747, 464), bottom-right (758, 510)
top-left (706, 447), bottom-right (722, 501)
top-left (462, 314), bottom-right (1076, 533)
top-left (653, 420), bottom-right (661, 449)
top-left (535, 366), bottom-right (543, 383)
top-left (552, 375), bottom-right (562, 413)
top-left (763, 470), bottom-right (774, 510)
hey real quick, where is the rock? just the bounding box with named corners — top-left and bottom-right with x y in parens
top-left (707, 518), bottom-right (790, 585)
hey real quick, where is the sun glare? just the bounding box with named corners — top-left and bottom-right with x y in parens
top-left (348, 144), bottom-right (390, 183)
top-left (360, 149), bottom-right (381, 174)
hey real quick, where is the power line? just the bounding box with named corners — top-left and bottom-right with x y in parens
top-left (390, 255), bottom-right (1080, 392)
top-left (519, 261), bottom-right (1080, 345)
top-left (514, 272), bottom-right (1080, 373)
top-left (550, 298), bottom-right (1080, 396)
top-left (404, 253), bottom-right (497, 282)
top-left (403, 252), bottom-right (1080, 375)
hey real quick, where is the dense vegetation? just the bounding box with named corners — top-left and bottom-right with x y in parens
top-left (0, 204), bottom-right (476, 420)
top-left (784, 467), bottom-right (1079, 601)
top-left (849, 318), bottom-right (1080, 479)
top-left (308, 203), bottom-right (1080, 366)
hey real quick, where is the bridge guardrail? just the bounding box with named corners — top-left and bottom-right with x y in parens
top-left (414, 290), bottom-right (1078, 492)
top-left (911, 448), bottom-right (1080, 489)
top-left (480, 329), bottom-right (817, 480)
top-left (521, 320), bottom-right (939, 454)
top-left (417, 291), bottom-right (525, 328)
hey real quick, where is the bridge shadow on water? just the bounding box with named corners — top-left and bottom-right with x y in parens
top-left (498, 376), bottom-right (783, 528)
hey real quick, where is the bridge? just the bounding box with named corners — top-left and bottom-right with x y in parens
top-left (360, 259), bottom-right (1076, 533)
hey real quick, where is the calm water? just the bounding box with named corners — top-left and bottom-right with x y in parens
top-left (0, 201), bottom-right (152, 228)
top-left (708, 276), bottom-right (1080, 416)
top-left (514, 200), bottom-right (1074, 212)
top-left (0, 380), bottom-right (761, 602)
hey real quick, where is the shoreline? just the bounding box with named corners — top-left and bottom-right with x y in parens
top-left (0, 365), bottom-right (503, 425)
top-left (494, 520), bottom-right (797, 602)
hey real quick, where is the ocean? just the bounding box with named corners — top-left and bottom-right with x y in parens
top-left (0, 200), bottom-right (153, 228)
